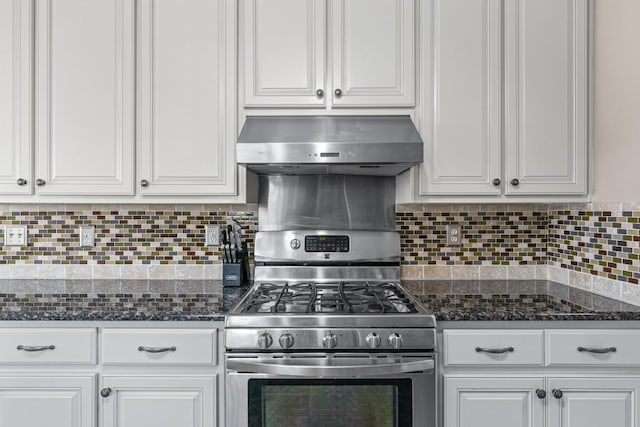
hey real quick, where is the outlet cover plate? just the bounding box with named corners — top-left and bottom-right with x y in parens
top-left (79, 226), bottom-right (95, 247)
top-left (206, 225), bottom-right (220, 246)
top-left (4, 225), bottom-right (28, 246)
top-left (447, 225), bottom-right (462, 246)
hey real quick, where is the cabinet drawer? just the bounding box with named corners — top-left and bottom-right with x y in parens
top-left (546, 330), bottom-right (640, 366)
top-left (444, 330), bottom-right (544, 366)
top-left (0, 328), bottom-right (97, 364)
top-left (101, 329), bottom-right (217, 365)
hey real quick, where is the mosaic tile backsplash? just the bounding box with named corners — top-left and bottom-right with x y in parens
top-left (548, 208), bottom-right (640, 285)
top-left (0, 203), bottom-right (639, 305)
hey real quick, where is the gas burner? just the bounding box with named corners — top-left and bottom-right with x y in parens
top-left (240, 281), bottom-right (418, 314)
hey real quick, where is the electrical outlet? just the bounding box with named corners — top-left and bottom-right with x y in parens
top-left (205, 225), bottom-right (220, 246)
top-left (79, 226), bottom-right (95, 247)
top-left (447, 225), bottom-right (462, 246)
top-left (4, 225), bottom-right (28, 246)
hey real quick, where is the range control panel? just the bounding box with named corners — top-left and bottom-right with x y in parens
top-left (305, 235), bottom-right (349, 253)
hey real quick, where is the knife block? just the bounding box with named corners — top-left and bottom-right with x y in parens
top-left (222, 244), bottom-right (249, 287)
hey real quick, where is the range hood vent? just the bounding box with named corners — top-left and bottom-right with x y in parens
top-left (237, 116), bottom-right (423, 176)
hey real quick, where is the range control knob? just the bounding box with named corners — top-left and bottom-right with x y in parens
top-left (388, 333), bottom-right (403, 350)
top-left (279, 333), bottom-right (295, 349)
top-left (365, 333), bottom-right (382, 349)
top-left (322, 332), bottom-right (338, 349)
top-left (290, 239), bottom-right (301, 250)
top-left (257, 332), bottom-right (273, 349)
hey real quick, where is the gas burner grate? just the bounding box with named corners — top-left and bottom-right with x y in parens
top-left (241, 281), bottom-right (417, 314)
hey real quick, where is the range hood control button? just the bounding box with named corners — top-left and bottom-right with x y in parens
top-left (290, 239), bottom-right (301, 250)
top-left (279, 334), bottom-right (294, 349)
top-left (322, 332), bottom-right (338, 349)
top-left (365, 333), bottom-right (381, 349)
top-left (388, 333), bottom-right (403, 350)
top-left (257, 332), bottom-right (273, 349)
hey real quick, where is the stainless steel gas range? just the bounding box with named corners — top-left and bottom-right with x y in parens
top-left (229, 123), bottom-right (432, 427)
top-left (225, 227), bottom-right (437, 427)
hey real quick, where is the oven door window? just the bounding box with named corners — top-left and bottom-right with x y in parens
top-left (247, 379), bottom-right (412, 427)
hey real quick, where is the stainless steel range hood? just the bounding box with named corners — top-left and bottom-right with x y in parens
top-left (237, 116), bottom-right (423, 176)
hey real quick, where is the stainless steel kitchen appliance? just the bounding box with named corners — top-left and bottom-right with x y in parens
top-left (225, 176), bottom-right (436, 427)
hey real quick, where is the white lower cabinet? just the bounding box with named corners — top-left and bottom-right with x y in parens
top-left (445, 376), bottom-right (640, 427)
top-left (0, 375), bottom-right (95, 427)
top-left (547, 377), bottom-right (640, 427)
top-left (100, 375), bottom-right (216, 427)
top-left (445, 377), bottom-right (545, 427)
top-left (444, 329), bottom-right (640, 427)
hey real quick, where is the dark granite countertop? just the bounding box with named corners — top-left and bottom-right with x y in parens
top-left (0, 280), bottom-right (250, 321)
top-left (403, 280), bottom-right (640, 321)
top-left (2, 279), bottom-right (639, 322)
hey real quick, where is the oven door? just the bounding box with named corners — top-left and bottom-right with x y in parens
top-left (226, 354), bottom-right (435, 427)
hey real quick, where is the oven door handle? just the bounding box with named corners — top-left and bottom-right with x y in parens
top-left (226, 358), bottom-right (434, 377)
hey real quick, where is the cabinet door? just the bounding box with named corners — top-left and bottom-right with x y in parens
top-left (331, 0), bottom-right (415, 107)
top-left (137, 0), bottom-right (236, 195)
top-left (35, 0), bottom-right (135, 196)
top-left (547, 377), bottom-right (640, 427)
top-left (242, 0), bottom-right (326, 107)
top-left (419, 0), bottom-right (502, 195)
top-left (0, 0), bottom-right (32, 195)
top-left (504, 0), bottom-right (588, 195)
top-left (445, 377), bottom-right (545, 427)
top-left (0, 375), bottom-right (95, 427)
top-left (101, 376), bottom-right (216, 427)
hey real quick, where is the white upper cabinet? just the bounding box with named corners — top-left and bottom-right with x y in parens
top-left (243, 0), bottom-right (326, 107)
top-left (241, 0), bottom-right (415, 108)
top-left (35, 0), bottom-right (135, 196)
top-left (420, 0), bottom-right (502, 195)
top-left (0, 0), bottom-right (32, 195)
top-left (418, 0), bottom-right (589, 199)
top-left (504, 0), bottom-right (588, 195)
top-left (331, 0), bottom-right (415, 107)
top-left (137, 0), bottom-right (237, 196)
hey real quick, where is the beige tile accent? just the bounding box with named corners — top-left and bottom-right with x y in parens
top-left (121, 266), bottom-right (149, 280)
top-left (175, 265), bottom-right (205, 280)
top-left (451, 266), bottom-right (480, 280)
top-left (592, 276), bottom-right (622, 299)
top-left (93, 265), bottom-right (121, 279)
top-left (204, 264), bottom-right (222, 280)
top-left (0, 265), bottom-right (10, 280)
top-left (423, 265), bottom-right (451, 280)
top-left (149, 265), bottom-right (177, 280)
top-left (621, 282), bottom-right (640, 306)
top-left (548, 266), bottom-right (569, 285)
top-left (10, 264), bottom-right (38, 279)
top-left (569, 270), bottom-right (593, 290)
top-left (508, 265), bottom-right (535, 280)
top-left (401, 265), bottom-right (423, 280)
top-left (36, 264), bottom-right (66, 279)
top-left (65, 265), bottom-right (93, 280)
top-left (479, 265), bottom-right (507, 280)
top-left (535, 265), bottom-right (549, 280)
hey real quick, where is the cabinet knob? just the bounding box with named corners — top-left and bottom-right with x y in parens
top-left (552, 389), bottom-right (563, 399)
top-left (140, 179), bottom-right (149, 187)
top-left (510, 178), bottom-right (520, 186)
top-left (492, 178), bottom-right (501, 186)
top-left (16, 178), bottom-right (27, 186)
top-left (536, 389), bottom-right (547, 399)
top-left (35, 178), bottom-right (46, 186)
top-left (334, 88), bottom-right (342, 97)
top-left (316, 88), bottom-right (324, 98)
top-left (100, 387), bottom-right (112, 398)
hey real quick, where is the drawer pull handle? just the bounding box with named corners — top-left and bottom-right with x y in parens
top-left (577, 346), bottom-right (617, 354)
top-left (138, 346), bottom-right (176, 353)
top-left (17, 345), bottom-right (55, 352)
top-left (475, 346), bottom-right (514, 354)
